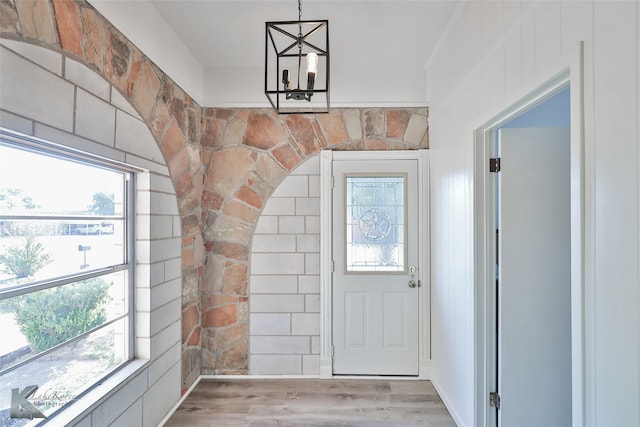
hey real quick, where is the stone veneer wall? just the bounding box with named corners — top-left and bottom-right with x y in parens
top-left (199, 108), bottom-right (429, 375)
top-left (0, 38), bottom-right (181, 425)
top-left (249, 156), bottom-right (321, 375)
top-left (0, 0), bottom-right (205, 393)
top-left (0, 0), bottom-right (429, 412)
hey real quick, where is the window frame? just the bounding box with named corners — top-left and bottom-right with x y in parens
top-left (0, 129), bottom-right (138, 417)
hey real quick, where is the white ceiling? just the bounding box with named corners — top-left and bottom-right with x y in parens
top-left (96, 1), bottom-right (463, 107)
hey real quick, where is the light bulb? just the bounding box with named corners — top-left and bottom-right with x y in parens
top-left (306, 52), bottom-right (318, 75)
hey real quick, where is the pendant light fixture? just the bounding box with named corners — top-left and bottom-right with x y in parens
top-left (265, 0), bottom-right (329, 114)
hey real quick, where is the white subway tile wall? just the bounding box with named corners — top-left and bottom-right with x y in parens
top-left (249, 155), bottom-right (321, 375)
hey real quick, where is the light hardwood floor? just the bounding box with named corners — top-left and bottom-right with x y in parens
top-left (163, 379), bottom-right (456, 426)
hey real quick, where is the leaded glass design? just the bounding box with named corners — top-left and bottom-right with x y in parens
top-left (345, 175), bottom-right (406, 272)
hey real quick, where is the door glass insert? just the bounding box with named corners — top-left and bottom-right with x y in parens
top-left (345, 175), bottom-right (406, 273)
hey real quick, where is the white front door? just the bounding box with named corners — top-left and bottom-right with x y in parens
top-left (332, 157), bottom-right (419, 375)
top-left (497, 127), bottom-right (572, 426)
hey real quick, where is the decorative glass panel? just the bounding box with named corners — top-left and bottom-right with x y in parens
top-left (345, 175), bottom-right (406, 272)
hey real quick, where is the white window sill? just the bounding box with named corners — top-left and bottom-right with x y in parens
top-left (24, 359), bottom-right (150, 426)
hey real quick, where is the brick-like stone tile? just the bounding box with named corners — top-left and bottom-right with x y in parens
top-left (80, 7), bottom-right (105, 70)
top-left (364, 108), bottom-right (385, 139)
top-left (130, 60), bottom-right (161, 119)
top-left (203, 304), bottom-right (237, 328)
top-left (317, 110), bottom-right (348, 146)
top-left (243, 111), bottom-right (285, 150)
top-left (52, 0), bottom-right (83, 57)
top-left (201, 115), bottom-right (225, 147)
top-left (105, 30), bottom-right (131, 91)
top-left (15, 0), bottom-right (57, 44)
top-left (271, 143), bottom-right (301, 171)
top-left (0, 0), bottom-right (19, 33)
top-left (387, 109), bottom-right (410, 139)
top-left (221, 263), bottom-right (248, 296)
top-left (206, 147), bottom-right (255, 198)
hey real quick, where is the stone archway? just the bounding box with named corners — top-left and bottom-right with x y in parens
top-left (198, 108), bottom-right (428, 374)
top-left (1, 0), bottom-right (204, 391)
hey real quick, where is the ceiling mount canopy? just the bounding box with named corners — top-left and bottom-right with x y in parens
top-left (265, 0), bottom-right (330, 114)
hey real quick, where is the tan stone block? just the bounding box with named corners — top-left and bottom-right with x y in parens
top-left (243, 111), bottom-right (286, 150)
top-left (386, 109), bottom-right (410, 139)
top-left (0, 0), bottom-right (18, 33)
top-left (221, 263), bottom-right (248, 296)
top-left (185, 325), bottom-right (201, 348)
top-left (203, 304), bottom-right (237, 328)
top-left (217, 322), bottom-right (248, 350)
top-left (168, 147), bottom-right (189, 181)
top-left (147, 101), bottom-right (172, 140)
top-left (216, 340), bottom-right (248, 372)
top-left (202, 189), bottom-right (224, 211)
top-left (286, 115), bottom-right (322, 156)
top-left (207, 215), bottom-right (252, 245)
top-left (181, 213), bottom-right (199, 236)
top-left (220, 116), bottom-right (245, 148)
top-left (212, 241), bottom-right (249, 261)
top-left (204, 295), bottom-right (237, 310)
top-left (201, 116), bottom-right (225, 147)
top-left (202, 254), bottom-right (225, 295)
top-left (182, 245), bottom-right (195, 269)
top-left (214, 108), bottom-right (237, 121)
top-left (222, 199), bottom-right (258, 225)
top-left (235, 185), bottom-right (263, 209)
top-left (404, 113), bottom-right (429, 146)
top-left (15, 0), bottom-right (56, 44)
top-left (342, 109), bottom-right (362, 141)
top-left (317, 110), bottom-right (348, 147)
top-left (255, 153), bottom-right (287, 188)
top-left (162, 121), bottom-right (185, 159)
top-left (173, 172), bottom-right (193, 199)
top-left (182, 304), bottom-right (200, 343)
top-left (126, 55), bottom-right (142, 96)
top-left (364, 108), bottom-right (385, 139)
top-left (271, 143), bottom-right (301, 171)
top-left (364, 139), bottom-right (390, 150)
top-left (130, 60), bottom-right (161, 119)
top-left (206, 147), bottom-right (255, 198)
top-left (182, 267), bottom-right (199, 304)
top-left (81, 7), bottom-right (105, 70)
top-left (201, 348), bottom-right (216, 370)
top-left (105, 30), bottom-right (131, 91)
top-left (238, 301), bottom-right (248, 323)
top-left (52, 0), bottom-right (82, 57)
top-left (179, 190), bottom-right (200, 217)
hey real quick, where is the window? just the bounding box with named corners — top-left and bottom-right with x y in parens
top-left (0, 132), bottom-right (134, 423)
top-left (345, 175), bottom-right (406, 273)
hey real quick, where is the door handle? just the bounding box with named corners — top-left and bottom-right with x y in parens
top-left (408, 280), bottom-right (417, 288)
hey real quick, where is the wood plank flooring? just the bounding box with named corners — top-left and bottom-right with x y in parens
top-left (163, 379), bottom-right (456, 426)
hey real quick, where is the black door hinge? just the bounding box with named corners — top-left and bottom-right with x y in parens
top-left (490, 157), bottom-right (501, 173)
top-left (489, 392), bottom-right (501, 409)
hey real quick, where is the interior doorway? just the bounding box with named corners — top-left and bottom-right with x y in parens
top-left (474, 69), bottom-right (584, 427)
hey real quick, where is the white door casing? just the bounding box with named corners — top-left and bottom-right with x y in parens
top-left (319, 150), bottom-right (429, 378)
top-left (497, 127), bottom-right (572, 426)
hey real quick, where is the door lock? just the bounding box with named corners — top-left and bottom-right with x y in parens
top-left (408, 280), bottom-right (417, 288)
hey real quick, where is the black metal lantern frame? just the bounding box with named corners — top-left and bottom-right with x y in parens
top-left (265, 19), bottom-right (330, 114)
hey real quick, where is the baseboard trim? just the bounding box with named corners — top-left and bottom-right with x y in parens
top-left (158, 375), bottom-right (201, 426)
top-left (431, 377), bottom-right (466, 427)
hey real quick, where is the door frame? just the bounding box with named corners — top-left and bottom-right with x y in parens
top-left (473, 47), bottom-right (586, 426)
top-left (319, 149), bottom-right (430, 379)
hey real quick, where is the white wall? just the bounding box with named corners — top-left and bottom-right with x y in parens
top-left (87, 0), bottom-right (205, 106)
top-left (427, 1), bottom-right (639, 426)
top-left (0, 40), bottom-right (182, 427)
top-left (249, 156), bottom-right (321, 375)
